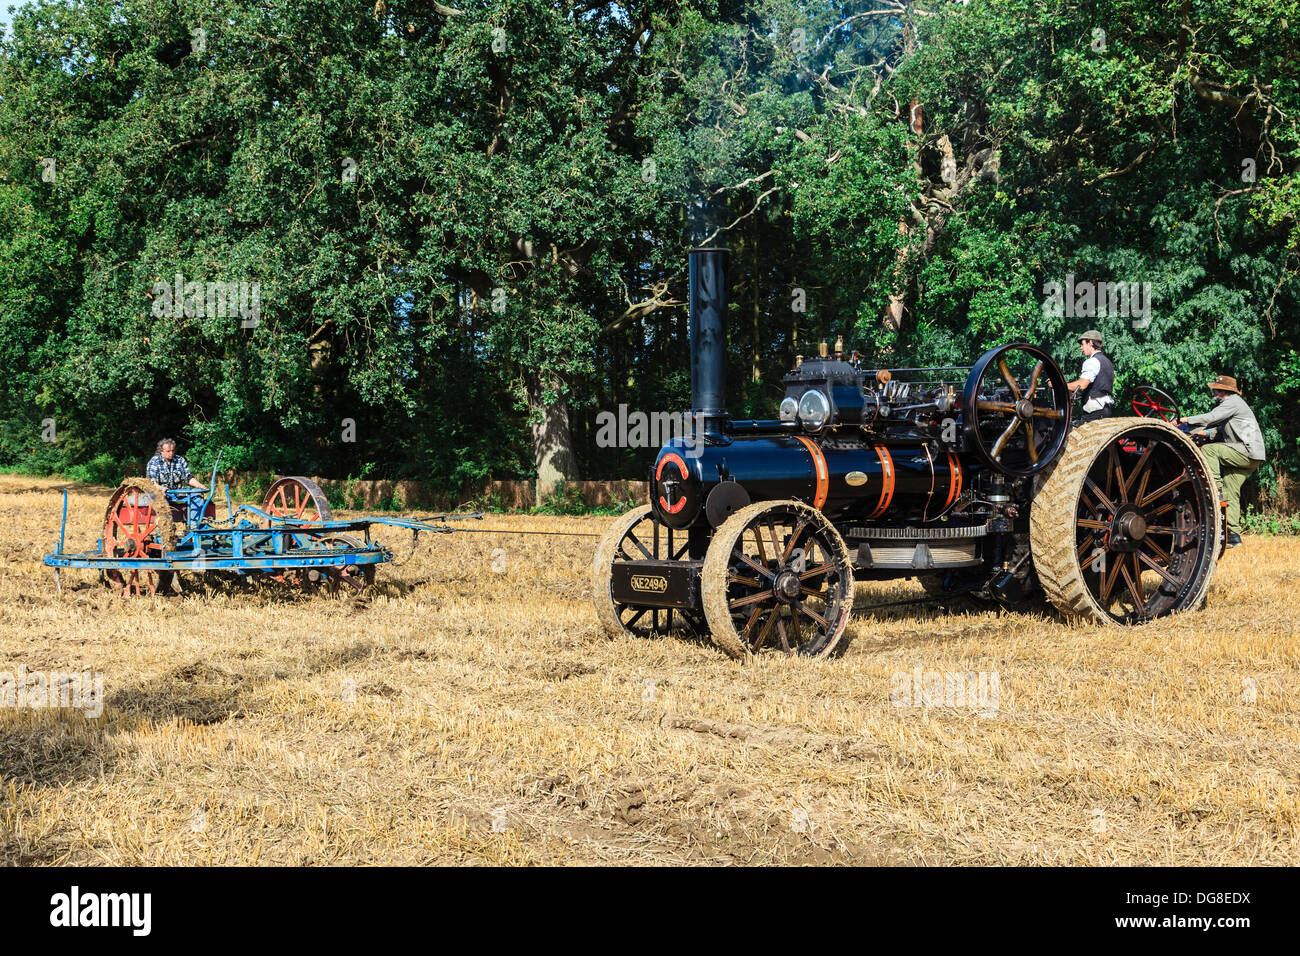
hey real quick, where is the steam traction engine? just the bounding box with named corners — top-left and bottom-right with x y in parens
top-left (591, 248), bottom-right (1223, 658)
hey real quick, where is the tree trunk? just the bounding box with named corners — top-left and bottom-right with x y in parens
top-left (882, 95), bottom-right (926, 334)
top-left (526, 370), bottom-right (578, 500)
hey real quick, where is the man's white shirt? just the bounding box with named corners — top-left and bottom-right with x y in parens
top-left (1079, 355), bottom-right (1112, 412)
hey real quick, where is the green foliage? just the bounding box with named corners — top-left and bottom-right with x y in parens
top-left (1242, 506), bottom-right (1300, 537)
top-left (533, 482), bottom-right (638, 516)
top-left (888, 0), bottom-right (1299, 474)
top-left (62, 453), bottom-right (132, 486)
top-left (0, 0), bottom-right (1295, 487)
top-left (533, 482), bottom-right (589, 515)
top-left (467, 487), bottom-right (509, 514)
top-left (227, 471), bottom-right (276, 507)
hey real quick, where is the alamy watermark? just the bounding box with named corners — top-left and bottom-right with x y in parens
top-left (50, 886), bottom-right (150, 936)
top-left (595, 405), bottom-right (706, 459)
top-left (1042, 273), bottom-right (1153, 330)
top-left (890, 666), bottom-right (999, 715)
top-left (1, 665), bottom-right (104, 718)
top-left (151, 272), bottom-right (261, 328)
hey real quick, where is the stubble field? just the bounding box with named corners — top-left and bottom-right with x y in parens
top-left (1, 472), bottom-right (1297, 865)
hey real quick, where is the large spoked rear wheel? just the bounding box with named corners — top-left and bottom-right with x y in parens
top-left (1031, 418), bottom-right (1221, 624)
top-left (591, 505), bottom-right (705, 639)
top-left (702, 500), bottom-right (855, 659)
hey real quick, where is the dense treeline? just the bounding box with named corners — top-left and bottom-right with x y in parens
top-left (1, 0), bottom-right (1296, 497)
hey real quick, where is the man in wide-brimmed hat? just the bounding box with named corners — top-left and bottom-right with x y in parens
top-left (1066, 329), bottom-right (1115, 425)
top-left (1177, 375), bottom-right (1266, 548)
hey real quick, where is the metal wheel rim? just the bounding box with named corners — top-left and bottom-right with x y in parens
top-left (1073, 425), bottom-right (1217, 622)
top-left (963, 343), bottom-right (1070, 476)
top-left (717, 504), bottom-right (853, 656)
top-left (1130, 385), bottom-right (1180, 422)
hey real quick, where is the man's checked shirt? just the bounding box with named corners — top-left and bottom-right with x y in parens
top-left (146, 453), bottom-right (194, 490)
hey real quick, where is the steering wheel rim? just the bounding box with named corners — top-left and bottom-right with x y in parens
top-left (962, 342), bottom-right (1071, 476)
top-left (1130, 385), bottom-right (1181, 423)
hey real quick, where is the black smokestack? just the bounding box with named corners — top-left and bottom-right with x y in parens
top-left (688, 247), bottom-right (728, 434)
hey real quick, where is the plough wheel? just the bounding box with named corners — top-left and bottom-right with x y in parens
top-left (103, 477), bottom-right (177, 597)
top-left (702, 500), bottom-right (855, 659)
top-left (262, 476), bottom-right (333, 524)
top-left (591, 505), bottom-right (705, 640)
top-left (261, 476), bottom-right (333, 589)
top-left (1030, 418), bottom-right (1221, 624)
top-left (311, 533), bottom-right (376, 597)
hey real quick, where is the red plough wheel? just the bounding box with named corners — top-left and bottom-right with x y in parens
top-left (260, 476), bottom-right (359, 594)
top-left (102, 478), bottom-right (177, 597)
top-left (262, 476), bottom-right (333, 526)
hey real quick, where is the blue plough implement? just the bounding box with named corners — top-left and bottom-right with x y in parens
top-left (43, 455), bottom-right (481, 596)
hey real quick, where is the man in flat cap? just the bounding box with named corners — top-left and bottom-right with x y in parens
top-left (1177, 375), bottom-right (1266, 548)
top-left (1065, 330), bottom-right (1114, 425)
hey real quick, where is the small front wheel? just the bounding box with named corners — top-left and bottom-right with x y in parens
top-left (701, 500), bottom-right (855, 659)
top-left (591, 505), bottom-right (705, 639)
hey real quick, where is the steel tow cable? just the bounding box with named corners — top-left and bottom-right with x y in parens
top-left (422, 525), bottom-right (603, 538)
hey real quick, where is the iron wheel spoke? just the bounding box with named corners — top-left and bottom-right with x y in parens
top-left (798, 563), bottom-right (832, 582)
top-left (1120, 557), bottom-right (1147, 619)
top-left (729, 589), bottom-right (777, 612)
top-left (767, 520), bottom-right (782, 563)
top-left (1136, 550), bottom-right (1180, 588)
top-left (998, 359), bottom-right (1022, 399)
top-left (1141, 537), bottom-right (1172, 563)
top-left (624, 530), bottom-right (653, 561)
top-left (1076, 533), bottom-right (1096, 562)
top-left (799, 602), bottom-right (831, 629)
top-left (1107, 445), bottom-right (1128, 500)
top-left (781, 518), bottom-right (810, 563)
top-left (752, 607), bottom-right (780, 651)
top-left (1098, 551), bottom-right (1124, 603)
top-left (1126, 443), bottom-right (1156, 501)
top-left (1139, 472), bottom-right (1189, 507)
top-left (1085, 477), bottom-right (1117, 513)
top-left (752, 525), bottom-right (769, 565)
top-left (777, 617), bottom-right (792, 652)
top-left (733, 549), bottom-right (774, 580)
top-left (788, 609), bottom-right (803, 646)
top-left (991, 419), bottom-right (1020, 459)
top-left (1025, 361), bottom-right (1044, 398)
